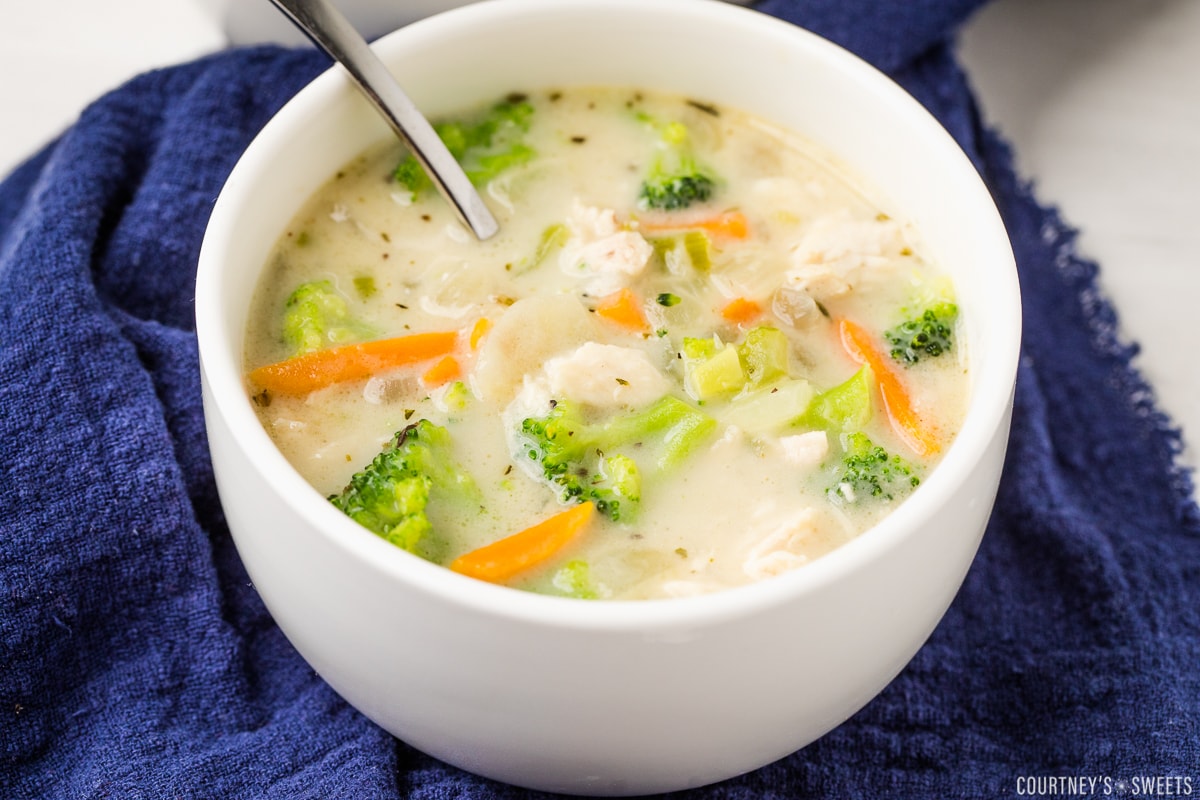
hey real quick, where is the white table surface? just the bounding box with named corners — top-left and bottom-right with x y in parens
top-left (3, 0), bottom-right (1196, 499)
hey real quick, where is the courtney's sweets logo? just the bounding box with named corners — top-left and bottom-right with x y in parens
top-left (1014, 776), bottom-right (1194, 796)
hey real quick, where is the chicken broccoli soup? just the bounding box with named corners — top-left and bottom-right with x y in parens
top-left (244, 87), bottom-right (968, 600)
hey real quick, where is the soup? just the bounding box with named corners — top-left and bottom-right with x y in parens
top-left (243, 87), bottom-right (968, 600)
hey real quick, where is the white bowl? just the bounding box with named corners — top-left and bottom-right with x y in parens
top-left (196, 0), bottom-right (1020, 794)
top-left (195, 0), bottom-right (483, 46)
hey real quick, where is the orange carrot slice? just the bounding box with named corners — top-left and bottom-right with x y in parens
top-left (450, 501), bottom-right (596, 584)
top-left (421, 355), bottom-right (462, 387)
top-left (721, 297), bottom-right (762, 324)
top-left (248, 331), bottom-right (457, 395)
top-left (838, 318), bottom-right (940, 457)
top-left (468, 317), bottom-right (492, 350)
top-left (595, 288), bottom-right (649, 333)
top-left (640, 209), bottom-right (750, 240)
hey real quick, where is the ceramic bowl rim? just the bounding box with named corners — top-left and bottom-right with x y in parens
top-left (196, 0), bottom-right (1022, 633)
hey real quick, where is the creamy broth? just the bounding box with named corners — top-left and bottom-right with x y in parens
top-left (244, 87), bottom-right (968, 600)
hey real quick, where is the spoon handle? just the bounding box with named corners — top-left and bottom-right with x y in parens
top-left (270, 0), bottom-right (499, 241)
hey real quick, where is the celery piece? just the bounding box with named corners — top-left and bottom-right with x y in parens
top-left (798, 366), bottom-right (873, 432)
top-left (738, 326), bottom-right (790, 386)
top-left (723, 379), bottom-right (813, 435)
top-left (534, 223), bottom-right (567, 260)
top-left (682, 336), bottom-right (747, 400)
top-left (552, 560), bottom-right (601, 600)
top-left (682, 336), bottom-right (719, 361)
top-left (686, 344), bottom-right (746, 400)
top-left (514, 223), bottom-right (568, 274)
top-left (649, 232), bottom-right (711, 272)
top-left (440, 380), bottom-right (471, 412)
top-left (682, 231), bottom-right (712, 271)
top-left (649, 236), bottom-right (676, 265)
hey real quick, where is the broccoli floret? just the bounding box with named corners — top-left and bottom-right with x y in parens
top-left (518, 395), bottom-right (716, 521)
top-left (640, 169), bottom-right (714, 211)
top-left (329, 420), bottom-right (479, 560)
top-left (636, 115), bottom-right (717, 211)
top-left (392, 157), bottom-right (426, 193)
top-left (393, 94), bottom-right (536, 195)
top-left (885, 302), bottom-right (958, 365)
top-left (282, 280), bottom-right (374, 356)
top-left (828, 432), bottom-right (920, 504)
top-left (518, 403), bottom-right (641, 521)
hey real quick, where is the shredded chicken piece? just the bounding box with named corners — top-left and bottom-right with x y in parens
top-left (743, 507), bottom-right (819, 580)
top-left (544, 342), bottom-right (670, 409)
top-left (558, 199), bottom-right (653, 295)
top-left (784, 211), bottom-right (907, 301)
top-left (776, 430), bottom-right (829, 471)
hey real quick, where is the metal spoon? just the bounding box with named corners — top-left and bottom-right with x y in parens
top-left (269, 0), bottom-right (499, 240)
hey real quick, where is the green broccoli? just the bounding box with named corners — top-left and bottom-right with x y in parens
top-left (828, 432), bottom-right (920, 504)
top-left (517, 403), bottom-right (640, 521)
top-left (282, 279), bottom-right (374, 356)
top-left (329, 420), bottom-right (479, 560)
top-left (884, 301), bottom-right (958, 365)
top-left (518, 395), bottom-right (717, 521)
top-left (393, 93), bottom-right (536, 195)
top-left (636, 114), bottom-right (717, 211)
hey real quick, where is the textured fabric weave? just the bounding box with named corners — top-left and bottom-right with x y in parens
top-left (2, 3), bottom-right (1197, 798)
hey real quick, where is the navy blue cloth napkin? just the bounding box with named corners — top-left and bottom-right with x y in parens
top-left (3, 2), bottom-right (1198, 797)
